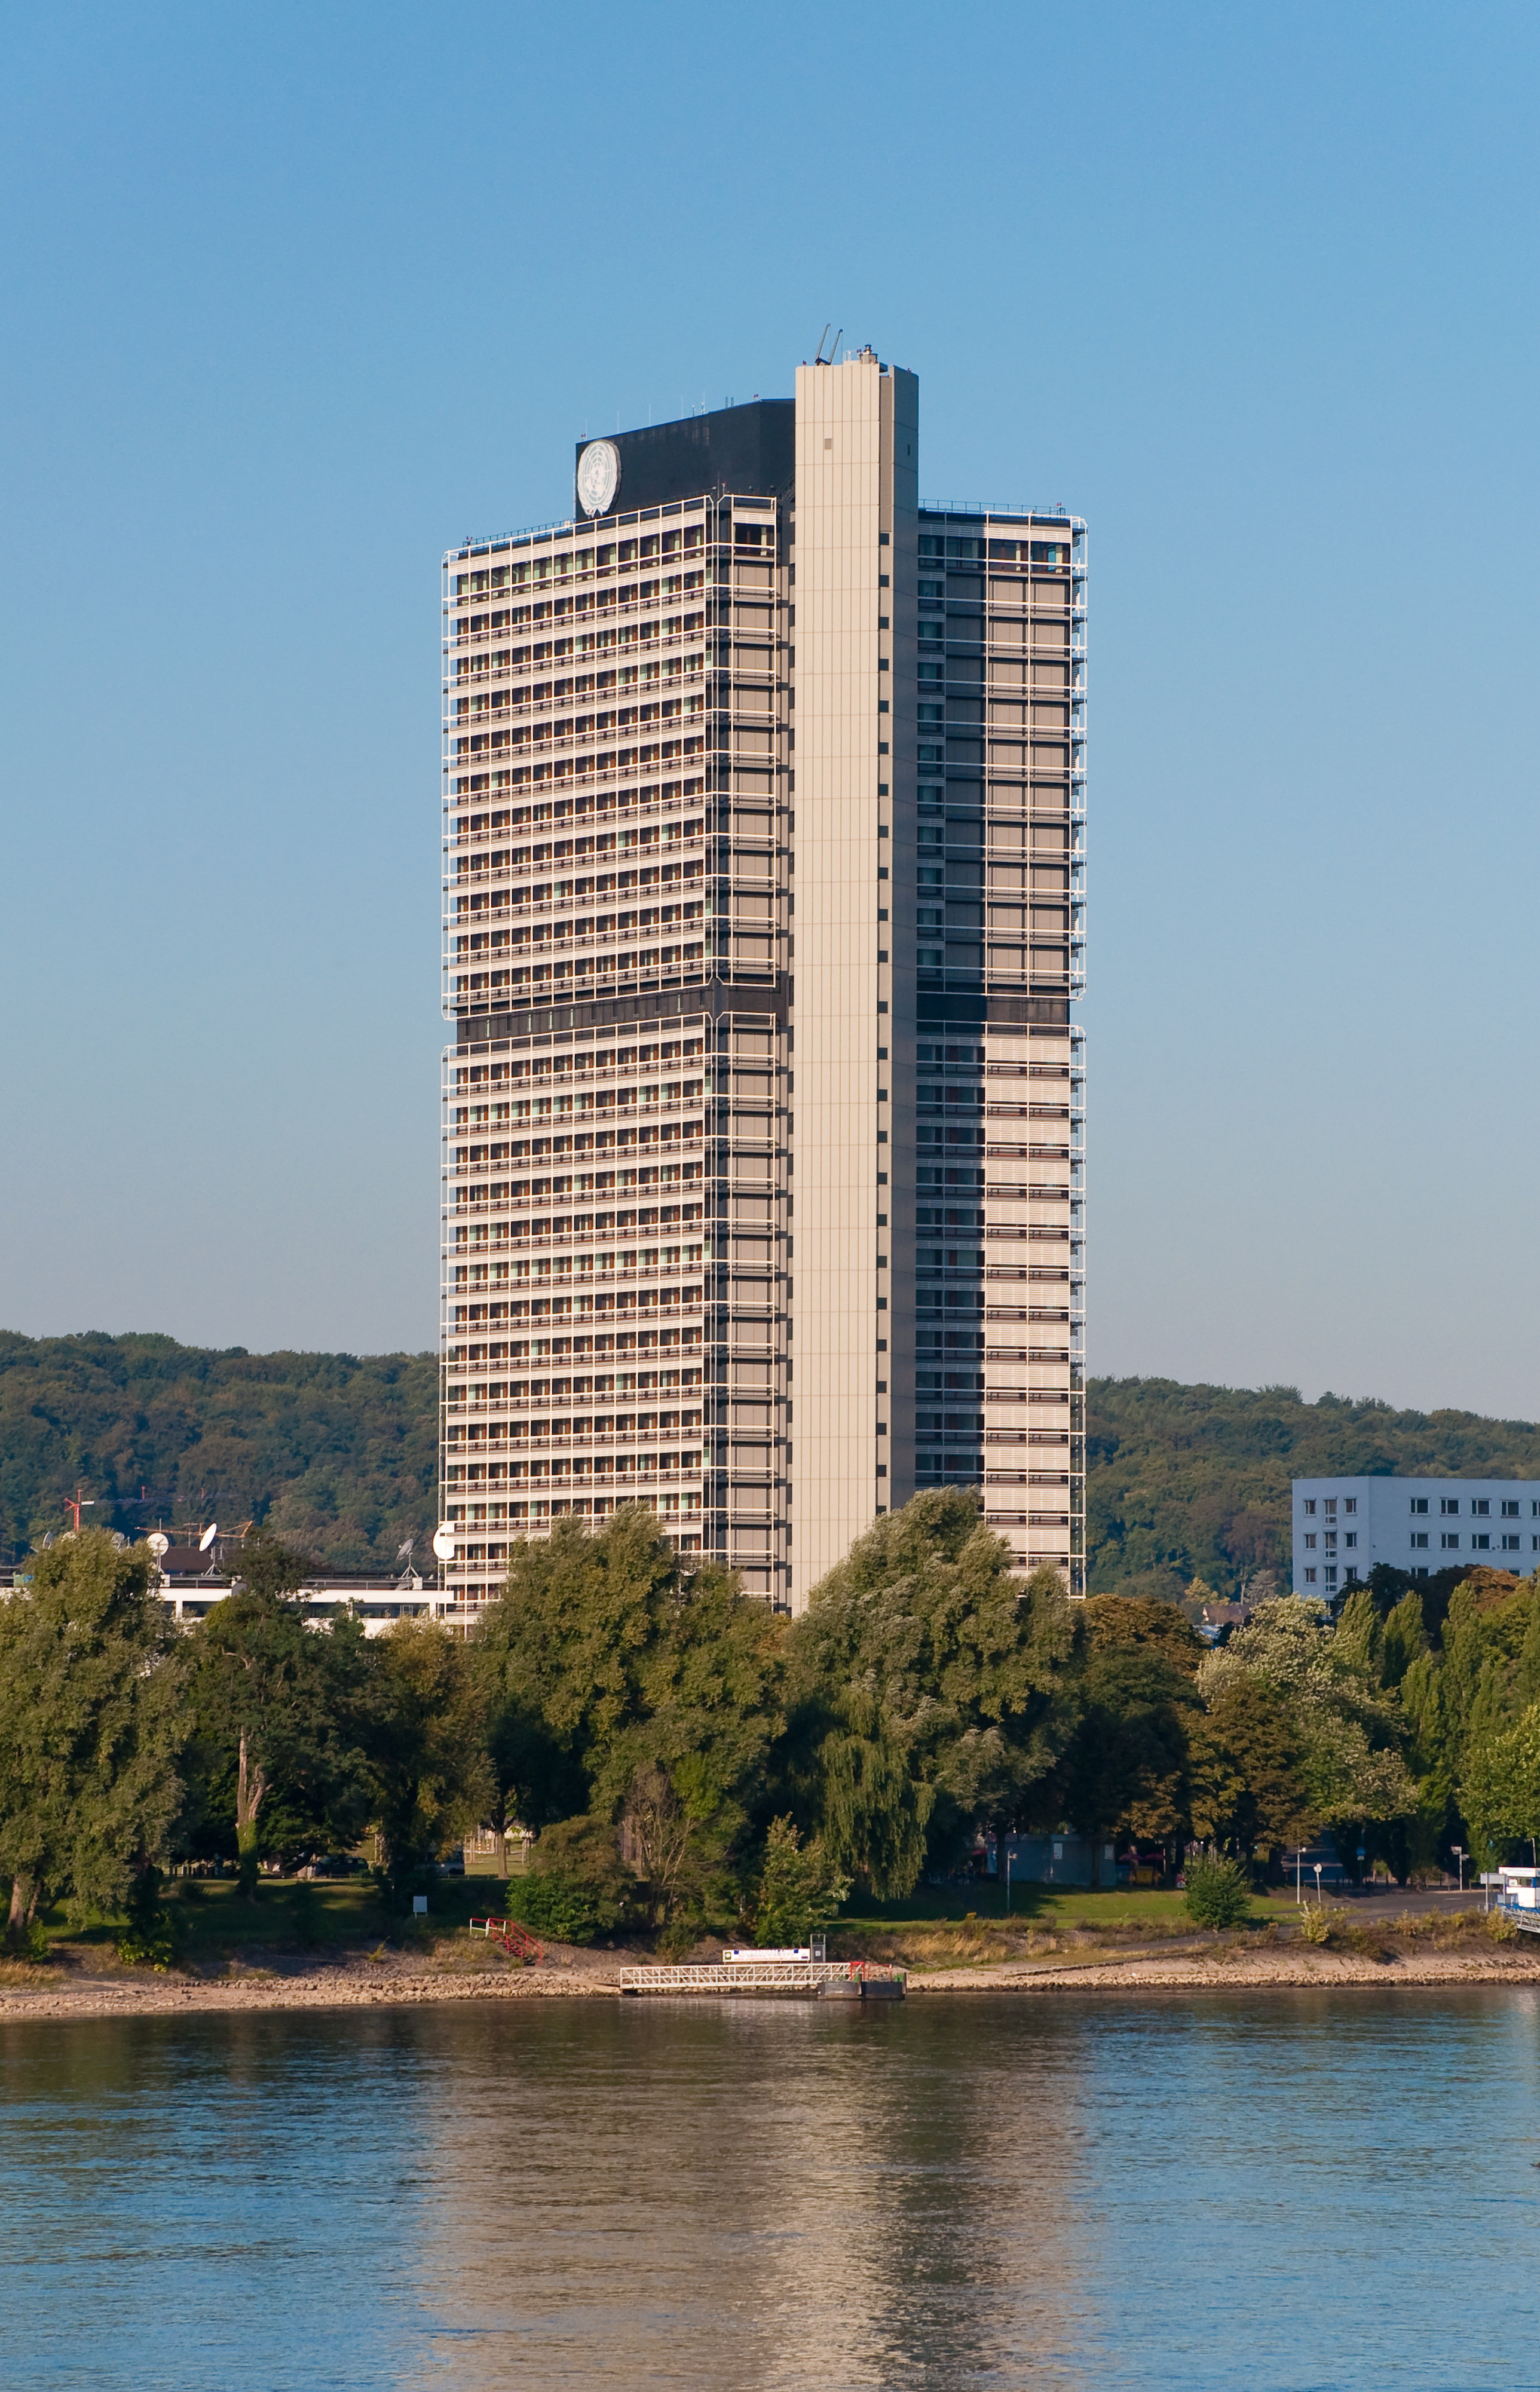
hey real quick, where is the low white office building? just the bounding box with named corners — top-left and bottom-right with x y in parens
top-left (1291, 1475), bottom-right (1540, 1597)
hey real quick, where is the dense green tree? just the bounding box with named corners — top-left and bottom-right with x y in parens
top-left (1187, 1677), bottom-right (1314, 1857)
top-left (1380, 1591), bottom-right (1428, 1690)
top-left (780, 1493), bottom-right (1079, 1895)
top-left (473, 1506), bottom-right (785, 1915)
top-left (1081, 1592), bottom-right (1204, 1676)
top-left (0, 1531), bottom-right (185, 1931)
top-left (753, 1816), bottom-right (850, 1946)
top-left (1048, 1640), bottom-right (1201, 1873)
top-left (1204, 1597), bottom-right (1417, 1835)
top-left (188, 1545), bottom-right (379, 1891)
top-left (371, 1619), bottom-right (493, 1885)
top-left (1459, 1703), bottom-right (1540, 1868)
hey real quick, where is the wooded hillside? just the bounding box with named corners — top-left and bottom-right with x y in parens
top-left (1088, 1378), bottom-right (1540, 1600)
top-left (5, 1332), bottom-right (1539, 1593)
top-left (0, 1332), bottom-right (437, 1570)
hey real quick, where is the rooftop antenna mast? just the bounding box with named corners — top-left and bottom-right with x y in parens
top-left (63, 1487), bottom-right (96, 1533)
top-left (813, 323), bottom-right (841, 366)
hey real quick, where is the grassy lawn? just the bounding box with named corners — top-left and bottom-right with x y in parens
top-left (837, 1883), bottom-right (1301, 1932)
top-left (36, 1875), bottom-right (503, 1963)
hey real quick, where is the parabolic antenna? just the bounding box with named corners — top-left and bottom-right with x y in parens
top-left (199, 1521), bottom-right (219, 1552)
top-left (148, 1533), bottom-right (170, 1558)
top-left (431, 1524), bottom-right (456, 1563)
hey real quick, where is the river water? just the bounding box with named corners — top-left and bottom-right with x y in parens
top-left (2, 1989), bottom-right (1538, 2388)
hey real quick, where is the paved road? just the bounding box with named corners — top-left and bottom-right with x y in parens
top-left (1286, 1887), bottom-right (1488, 1919)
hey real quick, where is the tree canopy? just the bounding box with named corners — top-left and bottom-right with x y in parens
top-left (0, 1530), bottom-right (184, 1929)
top-left (780, 1492), bottom-right (1080, 1894)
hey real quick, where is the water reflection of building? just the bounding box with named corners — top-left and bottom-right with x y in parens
top-left (411, 2001), bottom-right (1096, 2389)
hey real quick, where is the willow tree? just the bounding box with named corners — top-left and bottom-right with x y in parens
top-left (781, 1491), bottom-right (1079, 1897)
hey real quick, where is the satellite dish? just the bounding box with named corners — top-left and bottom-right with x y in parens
top-left (431, 1525), bottom-right (456, 1563)
top-left (396, 1537), bottom-right (415, 1563)
top-left (199, 1522), bottom-right (219, 1552)
top-left (148, 1533), bottom-right (170, 1558)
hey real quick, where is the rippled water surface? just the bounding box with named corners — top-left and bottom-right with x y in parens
top-left (2, 1989), bottom-right (1538, 2388)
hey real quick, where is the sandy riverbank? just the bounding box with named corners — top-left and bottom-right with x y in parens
top-left (910, 1941), bottom-right (1540, 1993)
top-left (3, 1932), bottom-right (1538, 2022)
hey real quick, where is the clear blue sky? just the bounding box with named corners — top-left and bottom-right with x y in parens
top-left (2, 2), bottom-right (1536, 1414)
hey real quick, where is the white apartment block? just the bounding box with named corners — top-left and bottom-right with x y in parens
top-left (439, 352), bottom-right (1085, 1618)
top-left (1292, 1475), bottom-right (1540, 1596)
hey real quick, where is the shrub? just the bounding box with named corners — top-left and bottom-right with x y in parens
top-left (1183, 1853), bottom-right (1252, 1928)
top-left (1298, 1903), bottom-right (1339, 1945)
top-left (503, 1871), bottom-right (608, 1947)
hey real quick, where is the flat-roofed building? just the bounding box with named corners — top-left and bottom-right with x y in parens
top-left (440, 351), bottom-right (1085, 1618)
top-left (1292, 1475), bottom-right (1540, 1596)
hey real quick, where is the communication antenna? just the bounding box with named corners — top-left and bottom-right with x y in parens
top-left (396, 1537), bottom-right (415, 1564)
top-left (813, 323), bottom-right (834, 366)
top-left (63, 1486), bottom-right (96, 1533)
top-left (199, 1521), bottom-right (219, 1552)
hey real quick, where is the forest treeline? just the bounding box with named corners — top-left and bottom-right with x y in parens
top-left (8, 1330), bottom-right (1540, 1597)
top-left (4, 1500), bottom-right (1539, 1958)
top-left (0, 1331), bottom-right (436, 1570)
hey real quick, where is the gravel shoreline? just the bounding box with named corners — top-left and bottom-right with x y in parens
top-left (3, 1937), bottom-right (1538, 2022)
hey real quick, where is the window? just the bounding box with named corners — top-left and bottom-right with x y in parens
top-left (1441, 1533), bottom-right (1460, 1549)
top-left (1441, 1498), bottom-right (1460, 1516)
top-left (1345, 1497), bottom-right (1357, 1515)
top-left (1410, 1497), bottom-right (1429, 1514)
top-left (1325, 1567), bottom-right (1338, 1588)
top-left (1502, 1500), bottom-right (1520, 1517)
top-left (1502, 1535), bottom-right (1521, 1552)
top-left (1304, 1533), bottom-right (1317, 1551)
top-left (1473, 1533), bottom-right (1491, 1550)
top-left (1304, 1567), bottom-right (1318, 1585)
top-left (1324, 1533), bottom-right (1337, 1552)
top-left (1303, 1499), bottom-right (1316, 1517)
top-left (1325, 1498), bottom-right (1337, 1517)
top-left (1344, 1532), bottom-right (1357, 1548)
top-left (1411, 1533), bottom-right (1429, 1549)
top-left (1472, 1499), bottom-right (1490, 1517)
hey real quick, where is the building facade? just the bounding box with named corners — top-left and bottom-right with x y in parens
top-left (1291, 1475), bottom-right (1540, 1596)
top-left (440, 352), bottom-right (1085, 1618)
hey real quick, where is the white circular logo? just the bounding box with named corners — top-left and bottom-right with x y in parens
top-left (431, 1524), bottom-right (457, 1562)
top-left (576, 439), bottom-right (621, 517)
